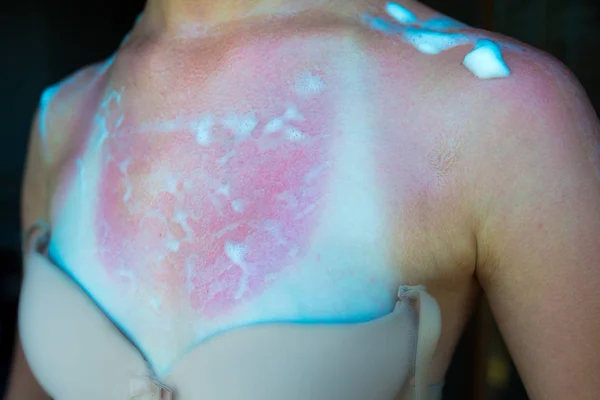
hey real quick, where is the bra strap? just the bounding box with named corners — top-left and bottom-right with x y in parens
top-left (23, 219), bottom-right (50, 253)
top-left (398, 285), bottom-right (442, 400)
top-left (129, 376), bottom-right (173, 400)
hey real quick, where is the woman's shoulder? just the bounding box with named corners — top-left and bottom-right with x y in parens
top-left (37, 60), bottom-right (111, 168)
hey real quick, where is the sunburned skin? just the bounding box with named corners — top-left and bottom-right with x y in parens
top-left (40, 1), bottom-right (516, 376)
top-left (47, 37), bottom-right (400, 376)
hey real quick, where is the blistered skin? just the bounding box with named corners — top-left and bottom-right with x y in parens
top-left (42, 1), bottom-right (517, 376)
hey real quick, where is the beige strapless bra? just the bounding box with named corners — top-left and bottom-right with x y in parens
top-left (19, 223), bottom-right (443, 400)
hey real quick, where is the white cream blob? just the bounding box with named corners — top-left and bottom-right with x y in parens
top-left (195, 114), bottom-right (215, 146)
top-left (385, 2), bottom-right (418, 24)
top-left (225, 241), bottom-right (246, 265)
top-left (463, 39), bottom-right (511, 79)
top-left (264, 117), bottom-right (285, 134)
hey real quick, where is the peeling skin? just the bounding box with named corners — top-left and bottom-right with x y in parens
top-left (41, 1), bottom-right (524, 375)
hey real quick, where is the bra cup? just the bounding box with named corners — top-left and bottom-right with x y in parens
top-left (19, 228), bottom-right (441, 400)
top-left (20, 232), bottom-right (148, 399)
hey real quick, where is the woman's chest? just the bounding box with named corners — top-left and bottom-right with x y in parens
top-left (49, 91), bottom-right (413, 322)
top-left (44, 34), bottom-right (472, 372)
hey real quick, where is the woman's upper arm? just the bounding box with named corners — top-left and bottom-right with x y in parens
top-left (7, 110), bottom-right (52, 400)
top-left (21, 106), bottom-right (52, 241)
top-left (472, 62), bottom-right (600, 399)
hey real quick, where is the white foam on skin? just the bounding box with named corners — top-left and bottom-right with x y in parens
top-left (294, 71), bottom-right (325, 97)
top-left (463, 39), bottom-right (511, 79)
top-left (118, 158), bottom-right (132, 203)
top-left (285, 126), bottom-right (305, 141)
top-left (222, 113), bottom-right (258, 142)
top-left (385, 2), bottom-right (418, 24)
top-left (363, 2), bottom-right (511, 79)
top-left (225, 241), bottom-right (246, 265)
top-left (283, 105), bottom-right (305, 122)
top-left (264, 117), bottom-right (285, 134)
top-left (404, 27), bottom-right (470, 55)
top-left (195, 114), bottom-right (215, 146)
top-left (224, 241), bottom-right (250, 299)
top-left (231, 199), bottom-right (245, 213)
top-left (92, 91), bottom-right (123, 151)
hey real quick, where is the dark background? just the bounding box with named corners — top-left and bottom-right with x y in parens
top-left (1, 0), bottom-right (598, 398)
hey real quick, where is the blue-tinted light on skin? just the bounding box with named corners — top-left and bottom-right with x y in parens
top-left (420, 17), bottom-right (469, 31)
top-left (98, 54), bottom-right (116, 76)
top-left (38, 84), bottom-right (60, 157)
top-left (361, 14), bottom-right (402, 34)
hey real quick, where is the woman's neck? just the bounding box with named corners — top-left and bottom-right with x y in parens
top-left (144, 0), bottom-right (330, 33)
